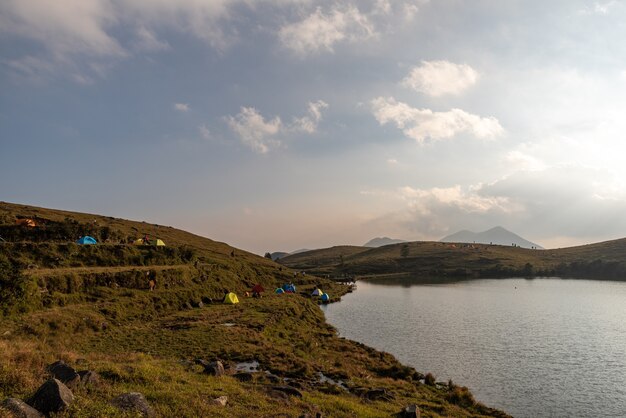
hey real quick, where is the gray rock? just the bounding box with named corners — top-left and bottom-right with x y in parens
top-left (27, 378), bottom-right (74, 414)
top-left (77, 370), bottom-right (100, 386)
top-left (403, 404), bottom-right (420, 418)
top-left (1, 398), bottom-right (44, 418)
top-left (203, 361), bottom-right (225, 377)
top-left (111, 392), bottom-right (154, 417)
top-left (212, 396), bottom-right (228, 406)
top-left (271, 385), bottom-right (303, 398)
top-left (47, 361), bottom-right (80, 388)
top-left (233, 372), bottom-right (253, 382)
top-left (362, 388), bottom-right (394, 401)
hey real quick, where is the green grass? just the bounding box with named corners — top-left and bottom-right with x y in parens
top-left (280, 239), bottom-right (626, 280)
top-left (0, 201), bottom-right (510, 417)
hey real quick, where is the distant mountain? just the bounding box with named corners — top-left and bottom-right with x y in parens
top-left (290, 248), bottom-right (311, 255)
top-left (364, 237), bottom-right (407, 247)
top-left (440, 226), bottom-right (543, 249)
top-left (270, 252), bottom-right (289, 261)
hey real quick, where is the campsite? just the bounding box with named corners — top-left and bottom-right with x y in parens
top-left (0, 202), bottom-right (506, 417)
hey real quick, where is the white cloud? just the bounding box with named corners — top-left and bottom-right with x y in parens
top-left (398, 185), bottom-right (512, 215)
top-left (226, 107), bottom-right (282, 154)
top-left (0, 0), bottom-right (124, 58)
top-left (199, 124), bottom-right (211, 140)
top-left (225, 100), bottom-right (328, 153)
top-left (174, 103), bottom-right (190, 112)
top-left (402, 60), bottom-right (479, 96)
top-left (371, 96), bottom-right (504, 143)
top-left (133, 26), bottom-right (169, 52)
top-left (387, 158), bottom-right (398, 165)
top-left (279, 5), bottom-right (376, 55)
top-left (290, 100), bottom-right (329, 133)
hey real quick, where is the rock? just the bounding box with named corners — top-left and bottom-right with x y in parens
top-left (47, 361), bottom-right (80, 388)
top-left (271, 385), bottom-right (303, 398)
top-left (403, 404), bottom-right (420, 418)
top-left (362, 388), bottom-right (394, 401)
top-left (77, 370), bottom-right (100, 386)
top-left (212, 396), bottom-right (228, 406)
top-left (1, 398), bottom-right (44, 418)
top-left (111, 392), bottom-right (154, 417)
top-left (203, 361), bottom-right (225, 377)
top-left (233, 372), bottom-right (253, 382)
top-left (197, 301), bottom-right (204, 308)
top-left (27, 378), bottom-right (74, 414)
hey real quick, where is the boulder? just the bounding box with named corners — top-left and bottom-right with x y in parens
top-left (212, 396), bottom-right (228, 406)
top-left (1, 398), bottom-right (44, 418)
top-left (203, 361), bottom-right (225, 377)
top-left (47, 361), bottom-right (80, 388)
top-left (271, 385), bottom-right (303, 398)
top-left (403, 404), bottom-right (421, 418)
top-left (27, 379), bottom-right (74, 414)
top-left (362, 388), bottom-right (394, 401)
top-left (77, 370), bottom-right (101, 386)
top-left (233, 372), bottom-right (253, 382)
top-left (111, 392), bottom-right (154, 417)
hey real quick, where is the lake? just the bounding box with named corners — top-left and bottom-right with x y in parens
top-left (321, 277), bottom-right (626, 417)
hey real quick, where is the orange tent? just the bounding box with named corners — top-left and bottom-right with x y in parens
top-left (16, 218), bottom-right (36, 227)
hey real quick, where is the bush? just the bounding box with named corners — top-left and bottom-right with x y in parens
top-left (424, 372), bottom-right (436, 386)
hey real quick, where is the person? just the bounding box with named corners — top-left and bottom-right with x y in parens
top-left (148, 271), bottom-right (156, 291)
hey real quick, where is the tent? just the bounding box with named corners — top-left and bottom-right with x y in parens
top-left (275, 288), bottom-right (285, 294)
top-left (251, 284), bottom-right (265, 294)
top-left (134, 238), bottom-right (166, 246)
top-left (76, 236), bottom-right (97, 245)
top-left (311, 288), bottom-right (323, 297)
top-left (282, 283), bottom-right (296, 293)
top-left (320, 293), bottom-right (330, 303)
top-left (16, 218), bottom-right (36, 227)
top-left (223, 292), bottom-right (239, 304)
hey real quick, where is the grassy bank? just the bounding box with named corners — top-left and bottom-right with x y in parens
top-left (0, 201), bottom-right (508, 417)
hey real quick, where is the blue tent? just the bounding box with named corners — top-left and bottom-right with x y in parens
top-left (76, 236), bottom-right (97, 245)
top-left (320, 293), bottom-right (330, 302)
top-left (275, 288), bottom-right (285, 294)
top-left (282, 283), bottom-right (296, 293)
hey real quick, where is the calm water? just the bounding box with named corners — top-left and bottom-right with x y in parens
top-left (321, 278), bottom-right (626, 417)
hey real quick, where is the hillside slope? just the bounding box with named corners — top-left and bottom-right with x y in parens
top-left (0, 202), bottom-right (507, 417)
top-left (280, 238), bottom-right (626, 280)
top-left (440, 227), bottom-right (542, 249)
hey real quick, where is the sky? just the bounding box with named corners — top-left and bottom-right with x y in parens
top-left (3, 0), bottom-right (626, 254)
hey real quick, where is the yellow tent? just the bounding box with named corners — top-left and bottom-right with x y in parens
top-left (134, 238), bottom-right (166, 246)
top-left (223, 292), bottom-right (239, 304)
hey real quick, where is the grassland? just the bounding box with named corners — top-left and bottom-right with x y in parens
top-left (279, 239), bottom-right (626, 280)
top-left (0, 202), bottom-right (508, 417)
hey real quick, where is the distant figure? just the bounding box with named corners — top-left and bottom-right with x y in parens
top-left (230, 250), bottom-right (235, 257)
top-left (148, 270), bottom-right (156, 291)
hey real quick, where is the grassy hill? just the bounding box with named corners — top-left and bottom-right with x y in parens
top-left (0, 202), bottom-right (507, 417)
top-left (279, 239), bottom-right (626, 280)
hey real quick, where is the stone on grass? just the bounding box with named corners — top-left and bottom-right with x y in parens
top-left (111, 392), bottom-right (154, 417)
top-left (403, 403), bottom-right (421, 418)
top-left (77, 370), bottom-right (101, 386)
top-left (27, 378), bottom-right (74, 414)
top-left (47, 361), bottom-right (80, 388)
top-left (212, 396), bottom-right (228, 406)
top-left (2, 398), bottom-right (44, 418)
top-left (233, 372), bottom-right (253, 382)
top-left (271, 385), bottom-right (303, 398)
top-left (203, 361), bottom-right (225, 377)
top-left (363, 388), bottom-right (394, 401)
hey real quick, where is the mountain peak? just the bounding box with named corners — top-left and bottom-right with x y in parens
top-left (440, 227), bottom-right (542, 249)
top-left (364, 237), bottom-right (407, 248)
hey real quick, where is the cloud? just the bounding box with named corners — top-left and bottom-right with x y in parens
top-left (133, 26), bottom-right (169, 52)
top-left (402, 60), bottom-right (479, 96)
top-left (174, 103), bottom-right (190, 112)
top-left (225, 101), bottom-right (328, 153)
top-left (278, 5), bottom-right (376, 55)
top-left (370, 96), bottom-right (504, 143)
top-left (198, 124), bottom-right (211, 140)
top-left (290, 100), bottom-right (329, 133)
top-left (364, 165), bottom-right (626, 246)
top-left (226, 107), bottom-right (282, 154)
